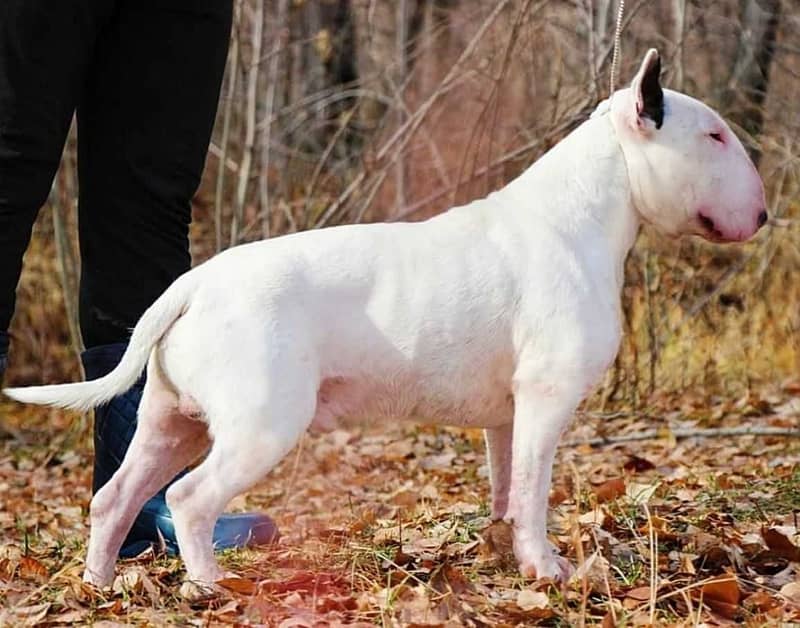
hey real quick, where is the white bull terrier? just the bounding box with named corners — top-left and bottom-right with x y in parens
top-left (5, 49), bottom-right (767, 588)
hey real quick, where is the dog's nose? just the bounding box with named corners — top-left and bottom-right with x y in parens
top-left (757, 210), bottom-right (768, 228)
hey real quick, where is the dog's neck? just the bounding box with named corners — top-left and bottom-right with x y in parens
top-left (499, 111), bottom-right (640, 294)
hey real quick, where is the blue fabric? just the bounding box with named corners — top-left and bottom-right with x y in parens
top-left (83, 343), bottom-right (279, 557)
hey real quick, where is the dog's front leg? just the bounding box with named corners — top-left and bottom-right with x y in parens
top-left (484, 424), bottom-right (512, 520)
top-left (506, 381), bottom-right (577, 581)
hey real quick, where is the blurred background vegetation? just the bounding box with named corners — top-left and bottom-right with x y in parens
top-left (7, 0), bottom-right (799, 416)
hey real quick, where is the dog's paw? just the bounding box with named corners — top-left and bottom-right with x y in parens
top-left (180, 579), bottom-right (223, 601)
top-left (519, 553), bottom-right (574, 582)
top-left (82, 567), bottom-right (114, 589)
top-left (515, 538), bottom-right (574, 582)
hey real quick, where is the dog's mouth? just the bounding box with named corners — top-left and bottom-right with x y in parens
top-left (696, 212), bottom-right (728, 242)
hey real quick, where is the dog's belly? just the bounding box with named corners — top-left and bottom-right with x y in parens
top-left (312, 371), bottom-right (514, 431)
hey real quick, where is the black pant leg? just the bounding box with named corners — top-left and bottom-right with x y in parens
top-left (77, 0), bottom-right (233, 348)
top-left (0, 1), bottom-right (111, 347)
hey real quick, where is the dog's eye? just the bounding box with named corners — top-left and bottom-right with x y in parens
top-left (709, 132), bottom-right (724, 143)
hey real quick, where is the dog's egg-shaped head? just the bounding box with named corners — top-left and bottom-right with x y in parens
top-left (610, 49), bottom-right (767, 242)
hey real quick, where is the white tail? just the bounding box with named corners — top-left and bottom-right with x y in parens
top-left (4, 275), bottom-right (192, 412)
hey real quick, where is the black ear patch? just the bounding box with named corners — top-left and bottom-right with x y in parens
top-left (640, 54), bottom-right (664, 129)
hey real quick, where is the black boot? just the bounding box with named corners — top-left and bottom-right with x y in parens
top-left (83, 343), bottom-right (279, 558)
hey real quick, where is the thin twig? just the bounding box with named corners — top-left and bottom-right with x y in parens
top-left (302, 107), bottom-right (356, 219)
top-left (672, 0), bottom-right (686, 90)
top-left (645, 502), bottom-right (657, 625)
top-left (280, 433), bottom-right (306, 515)
top-left (259, 0), bottom-right (288, 240)
top-left (584, 0), bottom-right (599, 104)
top-left (394, 0), bottom-right (408, 215)
top-left (231, 0), bottom-right (265, 247)
top-left (215, 1), bottom-right (242, 253)
top-left (562, 425), bottom-right (800, 448)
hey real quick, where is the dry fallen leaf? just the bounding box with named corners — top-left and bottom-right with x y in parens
top-left (516, 588), bottom-right (549, 611)
top-left (699, 575), bottom-right (741, 620)
top-left (623, 455), bottom-right (656, 473)
top-left (625, 586), bottom-right (652, 602)
top-left (277, 615), bottom-right (316, 628)
top-left (762, 526), bottom-right (800, 562)
top-left (625, 481), bottom-right (660, 505)
top-left (430, 563), bottom-right (472, 596)
top-left (780, 581), bottom-right (800, 604)
top-left (549, 485), bottom-right (570, 506)
top-left (17, 556), bottom-right (49, 584)
top-left (217, 576), bottom-right (258, 596)
top-left (578, 507), bottom-right (606, 526)
top-left (112, 567), bottom-right (144, 595)
top-left (743, 590), bottom-right (781, 613)
top-left (0, 602), bottom-right (50, 627)
top-left (50, 608), bottom-right (90, 625)
top-left (391, 489), bottom-right (420, 508)
top-left (593, 477), bottom-right (626, 504)
top-left (478, 520), bottom-right (515, 563)
top-left (571, 550), bottom-right (611, 594)
top-left (0, 557), bottom-right (14, 582)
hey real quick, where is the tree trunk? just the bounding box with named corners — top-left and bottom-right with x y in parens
top-left (721, 0), bottom-right (780, 165)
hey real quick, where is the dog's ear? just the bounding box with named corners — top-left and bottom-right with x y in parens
top-left (629, 48), bottom-right (664, 132)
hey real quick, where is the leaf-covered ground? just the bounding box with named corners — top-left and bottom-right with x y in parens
top-left (2, 386), bottom-right (800, 627)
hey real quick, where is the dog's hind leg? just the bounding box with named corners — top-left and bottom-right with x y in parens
top-left (485, 423), bottom-right (513, 520)
top-left (165, 380), bottom-right (316, 587)
top-left (83, 357), bottom-right (211, 587)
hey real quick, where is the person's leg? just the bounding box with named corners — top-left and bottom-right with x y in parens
top-left (0, 2), bottom-right (110, 383)
top-left (77, 0), bottom-right (278, 556)
top-left (77, 1), bottom-right (232, 344)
